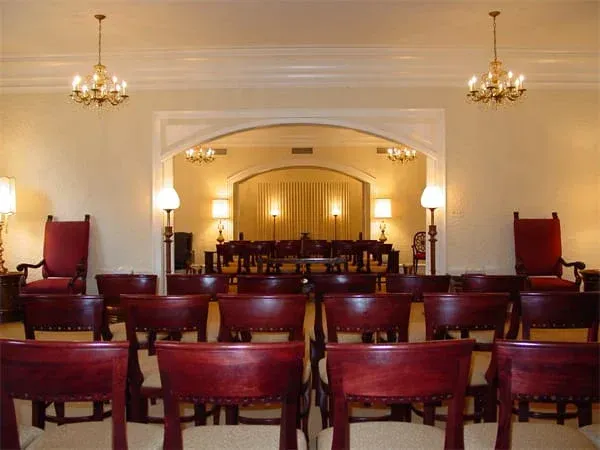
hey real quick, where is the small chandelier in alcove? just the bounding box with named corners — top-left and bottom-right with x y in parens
top-left (185, 146), bottom-right (215, 165)
top-left (387, 146), bottom-right (417, 164)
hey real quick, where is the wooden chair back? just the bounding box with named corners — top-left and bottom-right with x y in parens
top-left (275, 240), bottom-right (302, 258)
top-left (166, 273), bottom-right (228, 298)
top-left (520, 291), bottom-right (599, 341)
top-left (157, 341), bottom-right (305, 450)
top-left (461, 274), bottom-right (527, 339)
top-left (310, 273), bottom-right (378, 298)
top-left (494, 340), bottom-right (600, 448)
top-left (95, 273), bottom-right (158, 321)
top-left (386, 274), bottom-right (451, 301)
top-left (122, 294), bottom-right (211, 354)
top-left (326, 340), bottom-right (474, 449)
top-left (0, 339), bottom-right (129, 449)
top-left (21, 294), bottom-right (104, 341)
top-left (323, 293), bottom-right (412, 343)
top-left (301, 239), bottom-right (331, 258)
top-left (237, 274), bottom-right (306, 294)
top-left (424, 293), bottom-right (510, 350)
top-left (217, 294), bottom-right (307, 342)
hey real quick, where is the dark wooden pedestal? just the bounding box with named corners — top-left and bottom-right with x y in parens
top-left (580, 269), bottom-right (600, 292)
top-left (0, 272), bottom-right (23, 323)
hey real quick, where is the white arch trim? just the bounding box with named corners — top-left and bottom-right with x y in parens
top-left (227, 159), bottom-right (376, 185)
top-left (152, 108), bottom-right (446, 283)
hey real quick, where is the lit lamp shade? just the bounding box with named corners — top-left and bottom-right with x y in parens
top-left (212, 199), bottom-right (229, 219)
top-left (157, 187), bottom-right (181, 211)
top-left (0, 177), bottom-right (16, 215)
top-left (420, 186), bottom-right (444, 209)
top-left (374, 198), bottom-right (392, 219)
top-left (331, 206), bottom-right (341, 216)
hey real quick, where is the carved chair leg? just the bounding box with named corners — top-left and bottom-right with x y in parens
top-left (225, 405), bottom-right (239, 425)
top-left (93, 401), bottom-right (104, 421)
top-left (556, 401), bottom-right (566, 425)
top-left (194, 404), bottom-right (207, 426)
top-left (483, 388), bottom-right (498, 423)
top-left (319, 382), bottom-right (330, 429)
top-left (54, 402), bottom-right (66, 423)
top-left (32, 401), bottom-right (46, 429)
top-left (518, 401), bottom-right (530, 422)
top-left (577, 401), bottom-right (593, 427)
top-left (423, 403), bottom-right (436, 426)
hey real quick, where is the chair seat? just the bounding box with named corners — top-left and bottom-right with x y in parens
top-left (27, 421), bottom-right (163, 450)
top-left (414, 251), bottom-right (426, 259)
top-left (181, 424), bottom-right (307, 450)
top-left (528, 277), bottom-right (579, 291)
top-left (109, 323), bottom-right (169, 345)
top-left (464, 422), bottom-right (596, 450)
top-left (20, 278), bottom-right (84, 295)
top-left (580, 424), bottom-right (600, 448)
top-left (317, 421), bottom-right (444, 450)
top-left (19, 425), bottom-right (44, 449)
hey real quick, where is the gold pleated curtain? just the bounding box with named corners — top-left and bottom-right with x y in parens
top-left (257, 181), bottom-right (351, 240)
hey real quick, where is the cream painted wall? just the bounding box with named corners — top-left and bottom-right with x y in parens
top-left (1, 86), bottom-right (597, 292)
top-left (174, 147), bottom-right (426, 264)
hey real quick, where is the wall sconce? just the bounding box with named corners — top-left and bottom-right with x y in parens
top-left (270, 207), bottom-right (280, 241)
top-left (0, 177), bottom-right (16, 274)
top-left (420, 186), bottom-right (444, 275)
top-left (212, 199), bottom-right (229, 244)
top-left (157, 187), bottom-right (180, 274)
top-left (331, 206), bottom-right (341, 241)
top-left (373, 198), bottom-right (392, 243)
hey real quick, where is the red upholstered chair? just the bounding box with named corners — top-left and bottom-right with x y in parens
top-left (513, 211), bottom-right (585, 291)
top-left (411, 231), bottom-right (427, 274)
top-left (17, 215), bottom-right (90, 294)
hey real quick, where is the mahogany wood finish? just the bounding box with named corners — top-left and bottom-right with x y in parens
top-left (166, 273), bottom-right (228, 299)
top-left (461, 274), bottom-right (527, 339)
top-left (0, 272), bottom-right (24, 322)
top-left (156, 341), bottom-right (305, 450)
top-left (95, 273), bottom-right (158, 333)
top-left (411, 231), bottom-right (427, 274)
top-left (386, 274), bottom-right (451, 301)
top-left (494, 340), bottom-right (599, 448)
top-left (0, 339), bottom-right (129, 449)
top-left (423, 292), bottom-right (510, 424)
top-left (237, 274), bottom-right (306, 294)
top-left (513, 211), bottom-right (585, 291)
top-left (17, 214), bottom-right (90, 295)
top-left (309, 273), bottom-right (378, 393)
top-left (21, 294), bottom-right (107, 427)
top-left (319, 293), bottom-right (413, 428)
top-left (326, 340), bottom-right (474, 450)
top-left (517, 291), bottom-right (599, 424)
top-left (122, 294), bottom-right (211, 423)
top-left (217, 294), bottom-right (307, 342)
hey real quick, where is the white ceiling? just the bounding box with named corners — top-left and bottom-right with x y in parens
top-left (1, 0), bottom-right (598, 91)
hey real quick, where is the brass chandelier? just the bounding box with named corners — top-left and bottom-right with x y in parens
top-left (185, 146), bottom-right (215, 165)
top-left (387, 146), bottom-right (417, 164)
top-left (71, 15), bottom-right (129, 108)
top-left (467, 11), bottom-right (526, 105)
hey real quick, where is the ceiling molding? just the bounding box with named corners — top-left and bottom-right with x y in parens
top-left (2, 46), bottom-right (597, 92)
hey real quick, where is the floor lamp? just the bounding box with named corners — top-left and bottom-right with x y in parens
top-left (0, 177), bottom-right (16, 274)
top-left (157, 187), bottom-right (180, 274)
top-left (270, 208), bottom-right (279, 241)
top-left (331, 206), bottom-right (341, 240)
top-left (420, 186), bottom-right (444, 275)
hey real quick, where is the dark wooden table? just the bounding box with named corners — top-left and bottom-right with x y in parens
top-left (580, 269), bottom-right (600, 292)
top-left (257, 256), bottom-right (348, 274)
top-left (0, 272), bottom-right (23, 322)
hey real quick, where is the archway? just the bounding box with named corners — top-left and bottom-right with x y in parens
top-left (152, 108), bottom-right (446, 281)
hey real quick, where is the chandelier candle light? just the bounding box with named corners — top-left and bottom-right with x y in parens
top-left (467, 11), bottom-right (526, 105)
top-left (387, 146), bottom-right (417, 164)
top-left (185, 146), bottom-right (215, 165)
top-left (71, 15), bottom-right (129, 108)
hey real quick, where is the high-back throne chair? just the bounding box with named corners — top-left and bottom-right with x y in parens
top-left (411, 231), bottom-right (426, 274)
top-left (17, 214), bottom-right (90, 294)
top-left (513, 211), bottom-right (585, 291)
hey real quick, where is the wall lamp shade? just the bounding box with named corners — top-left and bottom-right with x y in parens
top-left (420, 186), bottom-right (444, 209)
top-left (270, 208), bottom-right (280, 217)
top-left (331, 206), bottom-right (341, 216)
top-left (212, 199), bottom-right (229, 219)
top-left (374, 198), bottom-right (392, 219)
top-left (157, 187), bottom-right (180, 211)
top-left (0, 177), bottom-right (16, 215)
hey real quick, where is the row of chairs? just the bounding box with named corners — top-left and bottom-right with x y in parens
top-left (2, 338), bottom-right (598, 449)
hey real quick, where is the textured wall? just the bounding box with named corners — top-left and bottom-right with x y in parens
top-left (1, 86), bottom-right (597, 291)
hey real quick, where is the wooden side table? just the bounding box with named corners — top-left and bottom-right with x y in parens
top-left (580, 269), bottom-right (600, 292)
top-left (0, 272), bottom-right (23, 323)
